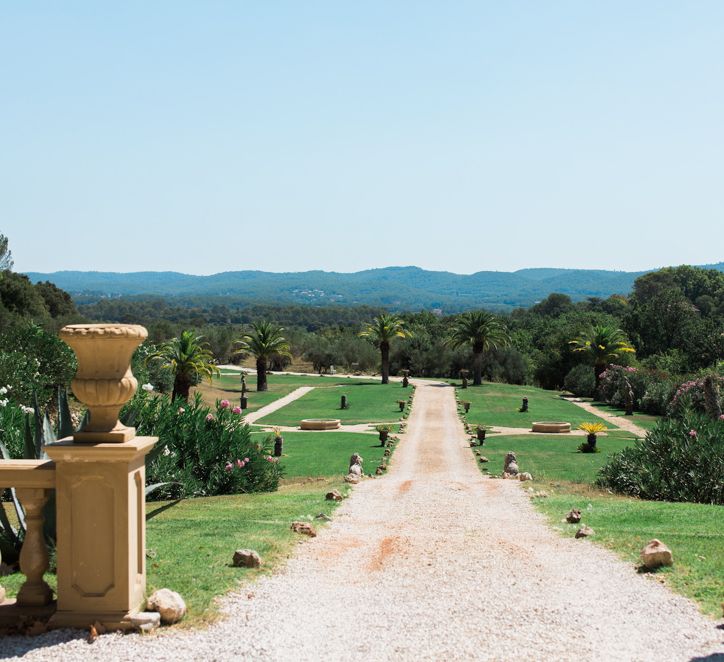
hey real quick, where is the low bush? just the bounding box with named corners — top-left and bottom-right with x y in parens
top-left (122, 392), bottom-right (282, 500)
top-left (596, 412), bottom-right (724, 504)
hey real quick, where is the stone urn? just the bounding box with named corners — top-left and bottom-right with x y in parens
top-left (59, 324), bottom-right (148, 443)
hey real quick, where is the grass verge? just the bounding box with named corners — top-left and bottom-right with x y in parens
top-left (258, 382), bottom-right (410, 426)
top-left (454, 381), bottom-right (614, 429)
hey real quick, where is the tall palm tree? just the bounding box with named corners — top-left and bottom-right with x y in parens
top-left (359, 314), bottom-right (411, 384)
top-left (569, 325), bottom-right (636, 388)
top-left (147, 331), bottom-right (219, 402)
top-left (446, 311), bottom-right (510, 386)
top-left (235, 321), bottom-right (291, 392)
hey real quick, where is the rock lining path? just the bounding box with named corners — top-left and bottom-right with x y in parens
top-left (4, 383), bottom-right (722, 660)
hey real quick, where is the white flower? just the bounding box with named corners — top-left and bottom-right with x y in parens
top-left (162, 446), bottom-right (171, 457)
top-left (141, 383), bottom-right (154, 392)
top-left (20, 405), bottom-right (34, 415)
top-left (0, 387), bottom-right (7, 396)
top-left (0, 399), bottom-right (8, 407)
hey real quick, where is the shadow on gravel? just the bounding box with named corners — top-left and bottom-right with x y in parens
top-left (0, 630), bottom-right (87, 659)
top-left (689, 654), bottom-right (724, 661)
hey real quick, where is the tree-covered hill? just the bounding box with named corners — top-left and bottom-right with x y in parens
top-left (25, 263), bottom-right (724, 312)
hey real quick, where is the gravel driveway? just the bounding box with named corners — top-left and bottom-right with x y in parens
top-left (3, 382), bottom-right (722, 661)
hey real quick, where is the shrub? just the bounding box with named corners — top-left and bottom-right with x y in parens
top-left (564, 364), bottom-right (596, 397)
top-left (669, 376), bottom-right (724, 418)
top-left (596, 412), bottom-right (724, 504)
top-left (122, 392), bottom-right (282, 499)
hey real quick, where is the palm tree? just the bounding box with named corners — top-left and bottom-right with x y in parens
top-left (569, 325), bottom-right (636, 388)
top-left (359, 314), bottom-right (411, 384)
top-left (235, 321), bottom-right (291, 392)
top-left (147, 331), bottom-right (219, 402)
top-left (446, 311), bottom-right (510, 386)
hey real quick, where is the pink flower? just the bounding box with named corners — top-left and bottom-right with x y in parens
top-left (688, 429), bottom-right (697, 438)
top-left (244, 457), bottom-right (250, 463)
top-left (235, 458), bottom-right (244, 468)
top-left (206, 413), bottom-right (214, 422)
top-left (220, 399), bottom-right (230, 409)
top-left (232, 406), bottom-right (242, 415)
top-left (719, 415), bottom-right (724, 421)
top-left (224, 462), bottom-right (233, 472)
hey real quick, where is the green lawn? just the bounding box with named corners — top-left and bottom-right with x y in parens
top-left (471, 429), bottom-right (723, 617)
top-left (251, 430), bottom-right (388, 478)
top-left (589, 401), bottom-right (662, 431)
top-left (195, 372), bottom-right (371, 415)
top-left (455, 382), bottom-right (615, 429)
top-left (475, 431), bottom-right (636, 483)
top-left (258, 382), bottom-right (411, 426)
top-left (534, 491), bottom-right (724, 617)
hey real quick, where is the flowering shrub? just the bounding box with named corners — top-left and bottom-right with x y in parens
top-left (597, 412), bottom-right (724, 504)
top-left (598, 364), bottom-right (679, 415)
top-left (669, 376), bottom-right (724, 417)
top-left (121, 392), bottom-right (282, 500)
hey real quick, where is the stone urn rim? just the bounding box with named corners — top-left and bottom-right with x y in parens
top-left (59, 324), bottom-right (148, 341)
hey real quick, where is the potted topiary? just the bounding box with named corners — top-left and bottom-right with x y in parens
top-left (460, 369), bottom-right (469, 389)
top-left (397, 399), bottom-right (407, 412)
top-left (272, 426), bottom-right (284, 457)
top-left (401, 369), bottom-right (410, 388)
top-left (460, 400), bottom-right (471, 413)
top-left (376, 424), bottom-right (392, 446)
top-left (475, 424), bottom-right (489, 444)
top-left (577, 422), bottom-right (607, 452)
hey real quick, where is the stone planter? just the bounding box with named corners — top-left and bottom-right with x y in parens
top-left (378, 430), bottom-right (389, 446)
top-left (273, 436), bottom-right (283, 457)
top-left (476, 428), bottom-right (486, 444)
top-left (59, 324), bottom-right (147, 443)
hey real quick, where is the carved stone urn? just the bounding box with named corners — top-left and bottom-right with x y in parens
top-left (59, 324), bottom-right (148, 442)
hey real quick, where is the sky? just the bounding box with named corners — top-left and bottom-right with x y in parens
top-left (2, 1), bottom-right (723, 275)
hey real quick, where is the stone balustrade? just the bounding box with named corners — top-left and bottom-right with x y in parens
top-left (0, 460), bottom-right (56, 625)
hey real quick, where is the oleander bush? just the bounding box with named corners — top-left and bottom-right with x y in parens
top-left (122, 391), bottom-right (282, 500)
top-left (596, 412), bottom-right (724, 504)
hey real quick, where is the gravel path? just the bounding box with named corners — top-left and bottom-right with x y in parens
top-left (567, 399), bottom-right (648, 437)
top-left (3, 383), bottom-right (721, 661)
top-left (243, 386), bottom-right (315, 424)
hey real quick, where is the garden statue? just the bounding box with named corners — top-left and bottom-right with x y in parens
top-left (240, 373), bottom-right (248, 410)
top-left (460, 369), bottom-right (469, 389)
top-left (519, 397), bottom-right (529, 413)
top-left (401, 369), bottom-right (410, 388)
top-left (503, 451), bottom-right (519, 476)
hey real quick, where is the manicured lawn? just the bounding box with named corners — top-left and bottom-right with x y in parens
top-left (471, 430), bottom-right (723, 617)
top-left (589, 401), bottom-right (662, 431)
top-left (475, 431), bottom-right (636, 483)
top-left (455, 382), bottom-right (614, 429)
top-left (251, 431), bottom-right (388, 478)
top-left (257, 382), bottom-right (411, 426)
top-left (195, 373), bottom-right (369, 414)
top-left (534, 490), bottom-right (724, 617)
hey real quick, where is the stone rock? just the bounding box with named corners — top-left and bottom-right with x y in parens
top-left (474, 450), bottom-right (481, 456)
top-left (344, 473), bottom-right (360, 484)
top-left (501, 472), bottom-right (511, 479)
top-left (503, 451), bottom-right (519, 476)
top-left (349, 453), bottom-right (363, 469)
top-left (325, 490), bottom-right (343, 501)
top-left (479, 456), bottom-right (489, 463)
top-left (640, 539), bottom-right (673, 569)
top-left (147, 589), bottom-right (187, 625)
top-left (291, 521), bottom-right (317, 537)
top-left (375, 466), bottom-right (385, 475)
top-left (384, 449), bottom-right (391, 457)
top-left (575, 525), bottom-right (595, 539)
top-left (518, 472), bottom-right (533, 482)
top-left (315, 513), bottom-right (332, 521)
top-left (232, 549), bottom-right (262, 568)
top-left (566, 509), bottom-right (582, 524)
top-left (348, 463), bottom-right (363, 477)
top-left (130, 611), bottom-right (161, 633)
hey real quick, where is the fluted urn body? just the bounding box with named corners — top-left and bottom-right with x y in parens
top-left (59, 324), bottom-right (148, 443)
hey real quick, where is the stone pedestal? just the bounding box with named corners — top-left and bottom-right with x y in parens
top-left (45, 436), bottom-right (157, 630)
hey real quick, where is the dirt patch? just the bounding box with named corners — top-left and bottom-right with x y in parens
top-left (398, 480), bottom-right (413, 494)
top-left (367, 535), bottom-right (401, 572)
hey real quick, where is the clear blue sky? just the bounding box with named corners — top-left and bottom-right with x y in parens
top-left (2, 2), bottom-right (722, 275)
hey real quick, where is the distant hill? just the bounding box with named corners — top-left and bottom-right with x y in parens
top-left (25, 263), bottom-right (724, 312)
